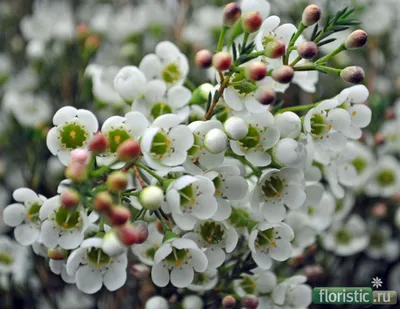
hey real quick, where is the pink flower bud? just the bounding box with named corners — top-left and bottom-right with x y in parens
top-left (116, 224), bottom-right (139, 246)
top-left (70, 149), bottom-right (90, 165)
top-left (297, 41), bottom-right (318, 59)
top-left (371, 202), bottom-right (387, 218)
top-left (134, 221), bottom-right (149, 244)
top-left (302, 4), bottom-right (321, 26)
top-left (222, 295), bottom-right (236, 308)
top-left (264, 40), bottom-right (286, 58)
top-left (107, 171), bottom-right (128, 192)
top-left (340, 66), bottom-right (365, 84)
top-left (108, 205), bottom-right (131, 226)
top-left (48, 247), bottom-right (68, 260)
top-left (94, 191), bottom-right (113, 212)
top-left (242, 11), bottom-right (263, 33)
top-left (60, 190), bottom-right (80, 208)
top-left (245, 62), bottom-right (267, 81)
top-left (241, 295), bottom-right (259, 309)
top-left (117, 139), bottom-right (141, 162)
top-left (130, 264), bottom-right (151, 280)
top-left (89, 132), bottom-right (108, 154)
top-left (223, 3), bottom-right (242, 27)
top-left (84, 35), bottom-right (101, 50)
top-left (271, 65), bottom-right (294, 84)
top-left (344, 30), bottom-right (368, 50)
top-left (65, 162), bottom-right (88, 182)
top-left (304, 265), bottom-right (326, 282)
top-left (195, 49), bottom-right (214, 69)
top-left (212, 51), bottom-right (232, 71)
top-left (255, 87), bottom-right (276, 105)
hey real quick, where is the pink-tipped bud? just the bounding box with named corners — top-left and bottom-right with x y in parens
top-left (340, 66), bottom-right (365, 84)
top-left (223, 3), bottom-right (242, 27)
top-left (264, 40), bottom-right (286, 58)
top-left (107, 171), bottom-right (128, 192)
top-left (89, 132), bottom-right (108, 154)
top-left (271, 65), bottom-right (294, 84)
top-left (304, 265), bottom-right (326, 282)
top-left (84, 35), bottom-right (101, 50)
top-left (65, 162), bottom-right (88, 182)
top-left (130, 264), bottom-right (151, 280)
top-left (241, 295), bottom-right (259, 309)
top-left (242, 11), bottom-right (263, 33)
top-left (212, 51), bottom-right (232, 71)
top-left (255, 87), bottom-right (276, 105)
top-left (116, 224), bottom-right (139, 246)
top-left (344, 30), bottom-right (368, 50)
top-left (302, 4), bottom-right (321, 26)
top-left (245, 62), bottom-right (267, 81)
top-left (371, 202), bottom-right (387, 218)
top-left (117, 139), bottom-right (141, 162)
top-left (48, 247), bottom-right (68, 260)
top-left (108, 205), bottom-right (131, 226)
top-left (94, 191), bottom-right (113, 212)
top-left (374, 132), bottom-right (385, 145)
top-left (76, 24), bottom-right (89, 41)
top-left (70, 149), bottom-right (90, 165)
top-left (195, 49), bottom-right (213, 69)
top-left (134, 221), bottom-right (149, 244)
top-left (297, 41), bottom-right (318, 59)
top-left (222, 295), bottom-right (236, 308)
top-left (385, 108), bottom-right (395, 120)
top-left (60, 190), bottom-right (80, 208)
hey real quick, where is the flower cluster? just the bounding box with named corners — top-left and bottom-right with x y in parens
top-left (1, 0), bottom-right (399, 308)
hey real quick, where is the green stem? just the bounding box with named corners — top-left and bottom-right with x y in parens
top-left (156, 210), bottom-right (171, 231)
top-left (123, 191), bottom-right (141, 197)
top-left (241, 32), bottom-right (250, 53)
top-left (184, 79), bottom-right (196, 91)
top-left (316, 43), bottom-right (345, 64)
top-left (289, 56), bottom-right (302, 67)
top-left (217, 25), bottom-right (229, 52)
top-left (90, 163), bottom-right (116, 177)
top-left (276, 103), bottom-right (317, 113)
top-left (135, 162), bottom-right (164, 184)
top-left (226, 150), bottom-right (261, 177)
top-left (284, 22), bottom-right (306, 65)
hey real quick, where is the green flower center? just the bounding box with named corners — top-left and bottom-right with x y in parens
top-left (0, 253), bottom-right (13, 265)
top-left (55, 207), bottom-right (81, 229)
top-left (107, 128), bottom-right (131, 153)
top-left (162, 63), bottom-right (181, 84)
top-left (200, 221), bottom-right (225, 244)
top-left (165, 248), bottom-right (188, 266)
top-left (335, 229), bottom-right (352, 245)
top-left (229, 208), bottom-right (250, 229)
top-left (27, 202), bottom-right (41, 224)
top-left (307, 206), bottom-right (315, 216)
top-left (261, 176), bottom-right (284, 198)
top-left (151, 132), bottom-right (171, 156)
top-left (240, 276), bottom-right (257, 294)
top-left (376, 169), bottom-right (395, 187)
top-left (187, 134), bottom-right (202, 157)
top-left (370, 231), bottom-right (385, 248)
top-left (335, 199), bottom-right (344, 213)
top-left (239, 125), bottom-right (260, 149)
top-left (179, 185), bottom-right (195, 208)
top-left (255, 228), bottom-right (276, 248)
top-left (87, 248), bottom-right (111, 267)
top-left (151, 103), bottom-right (173, 119)
top-left (352, 157), bottom-right (367, 174)
top-left (310, 114), bottom-right (329, 137)
top-left (145, 247), bottom-right (158, 260)
top-left (59, 123), bottom-right (88, 150)
top-left (232, 71), bottom-right (257, 95)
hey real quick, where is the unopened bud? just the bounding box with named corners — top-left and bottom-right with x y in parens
top-left (224, 116), bottom-right (248, 140)
top-left (60, 190), bottom-right (80, 208)
top-left (102, 231), bottom-right (126, 257)
top-left (70, 149), bottom-right (90, 165)
top-left (371, 202), bottom-right (387, 218)
top-left (89, 132), bottom-right (108, 154)
top-left (130, 264), bottom-right (151, 280)
top-left (204, 128), bottom-right (228, 154)
top-left (84, 35), bottom-right (101, 50)
top-left (195, 49), bottom-right (213, 69)
top-left (116, 224), bottom-right (139, 246)
top-left (344, 30), bottom-right (368, 50)
top-left (65, 162), bottom-right (88, 182)
top-left (374, 132), bottom-right (385, 145)
top-left (271, 65), bottom-right (294, 84)
top-left (107, 171), bottom-right (128, 192)
top-left (134, 221), bottom-right (149, 244)
top-left (223, 3), bottom-right (242, 27)
top-left (255, 87), bottom-right (276, 105)
top-left (297, 41), bottom-right (318, 59)
top-left (48, 247), bottom-right (68, 260)
top-left (340, 66), bottom-right (365, 84)
top-left (241, 295), bottom-right (259, 309)
top-left (76, 24), bottom-right (89, 40)
top-left (385, 108), bottom-right (395, 120)
top-left (94, 191), bottom-right (113, 212)
top-left (222, 295), bottom-right (236, 308)
top-left (117, 139), bottom-right (141, 162)
top-left (139, 186), bottom-right (164, 211)
top-left (264, 40), bottom-right (286, 58)
top-left (213, 51), bottom-right (232, 71)
top-left (302, 4), bottom-right (321, 26)
top-left (145, 296), bottom-right (169, 309)
top-left (108, 205), bottom-right (131, 226)
top-left (304, 265), bottom-right (326, 282)
top-left (245, 62), bottom-right (267, 81)
top-left (242, 11), bottom-right (263, 33)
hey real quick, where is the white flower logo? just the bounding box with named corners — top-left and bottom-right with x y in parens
top-left (371, 277), bottom-right (383, 289)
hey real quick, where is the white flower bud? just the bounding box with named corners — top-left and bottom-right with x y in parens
top-left (113, 66), bottom-right (147, 102)
top-left (145, 296), bottom-right (169, 309)
top-left (204, 128), bottom-right (228, 154)
top-left (102, 232), bottom-right (126, 257)
top-left (275, 112), bottom-right (301, 138)
top-left (224, 116), bottom-right (248, 140)
top-left (273, 138), bottom-right (307, 167)
top-left (139, 186), bottom-right (164, 211)
top-left (183, 295), bottom-right (204, 309)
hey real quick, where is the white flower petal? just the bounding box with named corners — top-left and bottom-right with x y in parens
top-left (205, 247), bottom-right (225, 269)
top-left (190, 249), bottom-right (208, 272)
top-left (139, 54), bottom-right (162, 80)
top-left (46, 127), bottom-right (60, 155)
top-left (212, 198), bottom-right (231, 221)
top-left (261, 127), bottom-right (280, 149)
top-left (173, 238), bottom-right (198, 250)
top-left (223, 87), bottom-right (243, 111)
top-left (269, 240), bottom-right (293, 261)
top-left (245, 151), bottom-right (271, 167)
top-left (262, 201), bottom-right (286, 222)
top-left (3, 204), bottom-right (27, 227)
top-left (169, 125), bottom-right (194, 151)
top-left (58, 150), bottom-right (72, 166)
top-left (283, 185), bottom-right (306, 209)
top-left (245, 96), bottom-right (268, 113)
top-left (154, 243), bottom-right (173, 264)
top-left (58, 229), bottom-right (84, 250)
top-left (168, 85), bottom-right (191, 108)
top-left (13, 188), bottom-right (38, 203)
top-left (39, 220), bottom-right (60, 248)
top-left (76, 265), bottom-right (103, 294)
top-left (171, 264), bottom-right (194, 288)
top-left (349, 104), bottom-right (371, 128)
top-left (77, 109), bottom-right (98, 132)
top-left (39, 196), bottom-right (60, 220)
top-left (103, 263), bottom-right (127, 291)
top-left (53, 106), bottom-right (77, 125)
top-left (15, 223), bottom-right (40, 246)
top-left (152, 114), bottom-right (181, 129)
top-left (193, 195), bottom-right (217, 219)
top-left (125, 111), bottom-right (149, 138)
top-left (151, 262), bottom-right (170, 287)
top-left (225, 228), bottom-right (239, 253)
top-left (252, 251), bottom-right (272, 270)
top-left (66, 248), bottom-right (86, 276)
